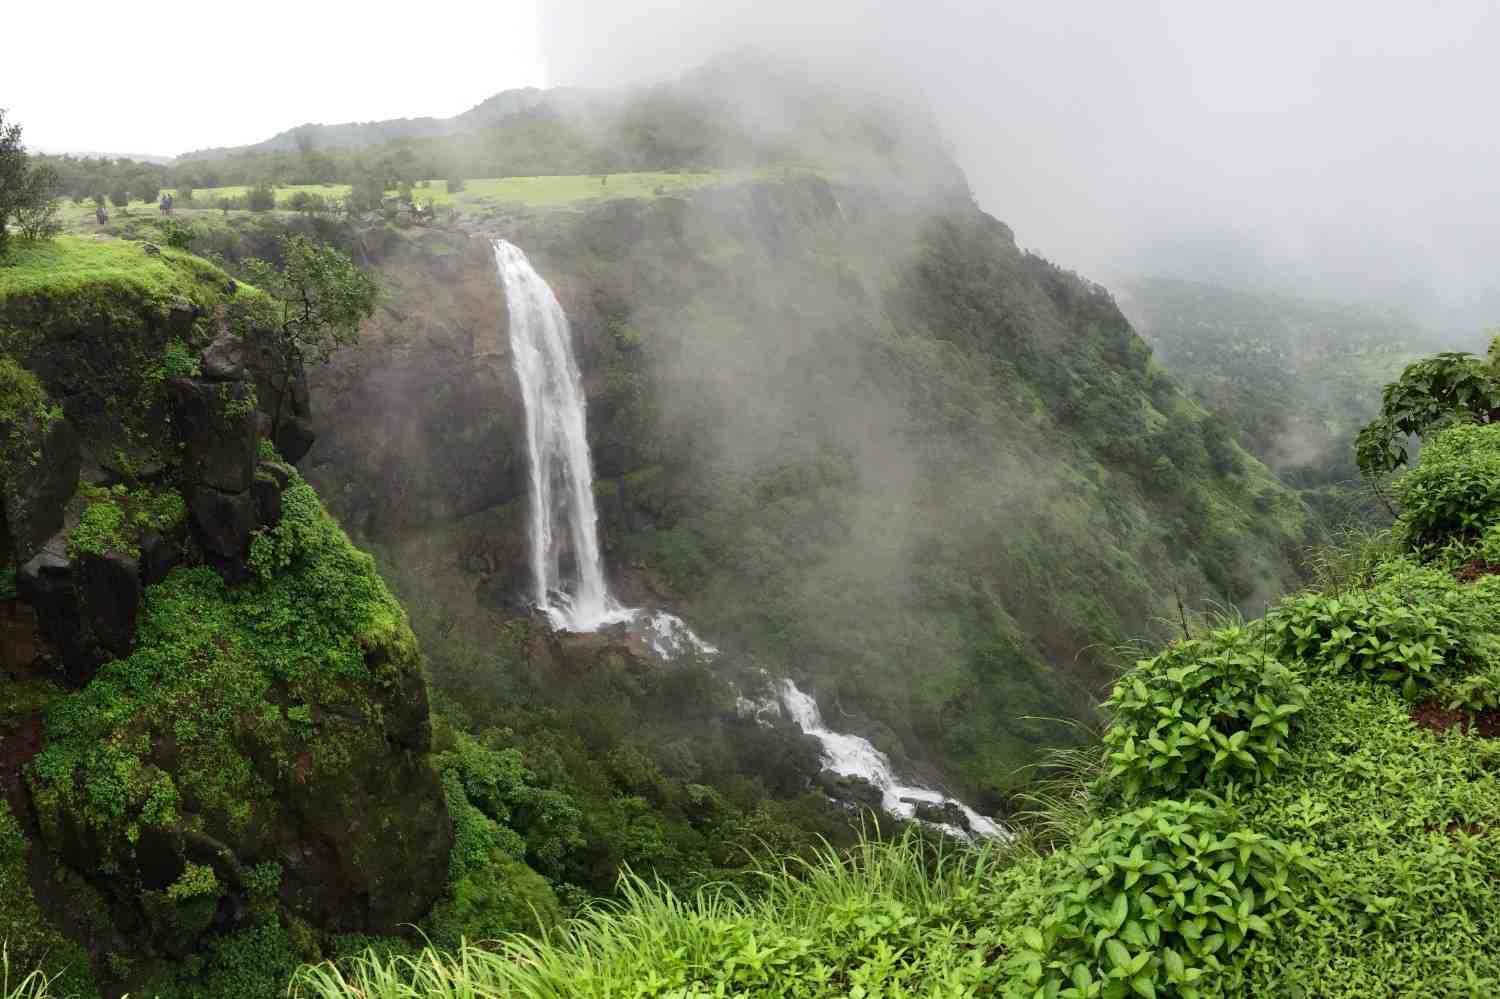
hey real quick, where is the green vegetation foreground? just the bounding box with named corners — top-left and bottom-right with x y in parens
top-left (268, 363), bottom-right (1500, 997)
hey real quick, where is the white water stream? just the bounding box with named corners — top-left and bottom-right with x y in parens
top-left (495, 238), bottom-right (626, 632)
top-left (494, 238), bottom-right (1003, 838)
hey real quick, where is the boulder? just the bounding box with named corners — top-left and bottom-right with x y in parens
top-left (169, 378), bottom-right (258, 494)
top-left (909, 798), bottom-right (971, 832)
top-left (77, 553), bottom-right (141, 659)
top-left (818, 772), bottom-right (885, 812)
top-left (139, 527), bottom-right (186, 586)
top-left (165, 301), bottom-right (197, 336)
top-left (252, 467), bottom-right (284, 529)
top-left (199, 332), bottom-right (250, 381)
top-left (187, 486), bottom-right (256, 562)
top-left (15, 548), bottom-right (138, 687)
top-left (17, 552), bottom-right (76, 636)
top-left (2, 413), bottom-right (81, 560)
top-left (273, 415), bottom-right (317, 465)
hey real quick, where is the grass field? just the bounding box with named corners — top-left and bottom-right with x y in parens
top-left (45, 169), bottom-right (810, 239)
top-left (0, 235), bottom-right (247, 304)
top-left (164, 171), bottom-right (729, 212)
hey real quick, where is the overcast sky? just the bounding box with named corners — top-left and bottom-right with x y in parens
top-left (544, 0), bottom-right (1500, 328)
top-left (6, 0), bottom-right (1498, 326)
top-left (2, 0), bottom-right (547, 157)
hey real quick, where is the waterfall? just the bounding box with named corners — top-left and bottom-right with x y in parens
top-left (494, 239), bottom-right (626, 632)
top-left (777, 680), bottom-right (1006, 838)
top-left (493, 238), bottom-right (1003, 838)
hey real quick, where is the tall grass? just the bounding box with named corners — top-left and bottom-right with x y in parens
top-left (2, 949), bottom-right (53, 999)
top-left (291, 831), bottom-right (1022, 999)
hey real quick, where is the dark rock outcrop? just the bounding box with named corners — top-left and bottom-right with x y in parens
top-left (273, 415), bottom-right (317, 465)
top-left (16, 547), bottom-right (141, 686)
top-left (187, 486), bottom-right (256, 564)
top-left (77, 552), bottom-right (141, 658)
top-left (910, 799), bottom-right (971, 831)
top-left (169, 378), bottom-right (258, 494)
top-left (139, 525), bottom-right (187, 586)
top-left (1, 413), bottom-right (81, 560)
top-left (819, 772), bottom-right (885, 812)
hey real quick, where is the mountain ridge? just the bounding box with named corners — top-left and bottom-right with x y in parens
top-left (176, 86), bottom-right (556, 161)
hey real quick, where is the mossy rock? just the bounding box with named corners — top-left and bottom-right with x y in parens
top-left (26, 468), bottom-right (452, 952)
top-left (0, 237), bottom-right (257, 472)
top-left (0, 800), bottom-right (99, 998)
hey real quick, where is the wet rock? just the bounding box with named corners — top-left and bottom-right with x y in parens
top-left (169, 378), bottom-right (258, 493)
top-left (139, 527), bottom-right (186, 586)
top-left (187, 486), bottom-right (256, 562)
top-left (78, 552), bottom-right (141, 658)
top-left (818, 772), bottom-right (885, 812)
top-left (166, 301), bottom-right (197, 336)
top-left (274, 414), bottom-right (317, 465)
top-left (16, 549), bottom-right (132, 686)
top-left (252, 468), bottom-right (284, 528)
top-left (2, 413), bottom-right (81, 559)
top-left (200, 332), bottom-right (250, 381)
top-left (910, 799), bottom-right (971, 831)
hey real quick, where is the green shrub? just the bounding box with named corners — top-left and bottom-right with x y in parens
top-left (66, 484), bottom-right (186, 559)
top-left (1101, 625), bottom-right (1308, 800)
top-left (158, 218), bottom-right (199, 250)
top-left (1008, 800), bottom-right (1313, 999)
top-left (246, 182), bottom-right (276, 212)
top-left (1395, 423), bottom-right (1500, 549)
top-left (1440, 663), bottom-right (1500, 711)
top-left (1267, 564), bottom-right (1486, 699)
top-left (0, 356), bottom-right (44, 425)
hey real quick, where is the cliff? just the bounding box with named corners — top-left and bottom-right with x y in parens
top-left (303, 172), bottom-right (1312, 807)
top-left (0, 237), bottom-right (451, 996)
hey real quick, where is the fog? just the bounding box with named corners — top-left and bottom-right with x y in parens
top-left (543, 0), bottom-right (1500, 332)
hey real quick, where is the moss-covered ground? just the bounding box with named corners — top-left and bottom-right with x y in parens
top-left (0, 236), bottom-right (247, 307)
top-left (30, 468), bottom-right (408, 869)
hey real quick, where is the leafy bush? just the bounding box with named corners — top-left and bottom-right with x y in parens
top-left (1440, 663), bottom-right (1500, 711)
top-left (158, 218), bottom-right (199, 250)
top-left (246, 182), bottom-right (276, 212)
top-left (66, 484), bottom-right (186, 559)
top-left (1266, 562), bottom-right (1488, 699)
top-left (1008, 800), bottom-right (1313, 999)
top-left (1394, 423), bottom-right (1500, 548)
top-left (1101, 625), bottom-right (1308, 800)
top-left (1356, 351), bottom-right (1500, 477)
top-left (285, 192), bottom-right (328, 215)
top-left (108, 187), bottom-right (129, 208)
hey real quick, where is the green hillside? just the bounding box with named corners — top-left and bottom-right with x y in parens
top-left (277, 416), bottom-right (1500, 999)
top-left (1120, 277), bottom-right (1430, 529)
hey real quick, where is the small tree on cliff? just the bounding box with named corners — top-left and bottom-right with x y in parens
top-left (239, 234), bottom-right (378, 441)
top-left (0, 109), bottom-right (61, 257)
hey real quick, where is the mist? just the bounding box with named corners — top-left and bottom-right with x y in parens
top-left (542, 0), bottom-right (1500, 332)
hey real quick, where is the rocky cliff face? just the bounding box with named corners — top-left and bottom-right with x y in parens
top-left (304, 175), bottom-right (1311, 803)
top-left (0, 240), bottom-right (451, 992)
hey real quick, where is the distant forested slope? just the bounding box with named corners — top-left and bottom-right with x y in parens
top-left (1119, 276), bottom-right (1431, 529)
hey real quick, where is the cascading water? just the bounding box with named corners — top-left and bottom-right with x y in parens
top-left (776, 681), bottom-right (1006, 838)
top-left (494, 239), bottom-right (627, 632)
top-left (493, 237), bottom-right (1003, 838)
